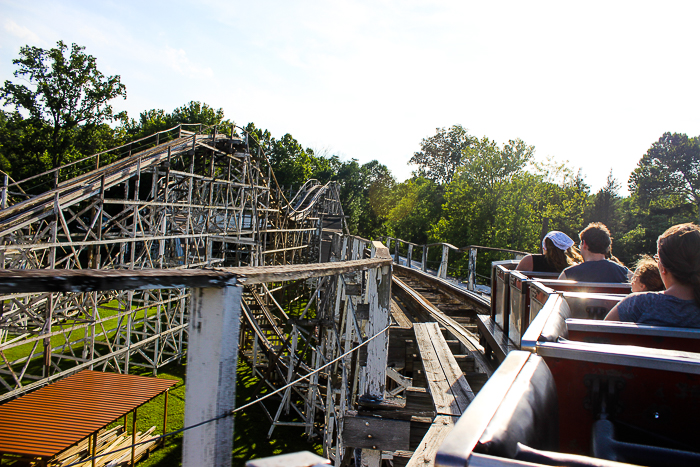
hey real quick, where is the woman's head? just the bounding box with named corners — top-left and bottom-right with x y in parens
top-left (631, 255), bottom-right (664, 292)
top-left (542, 231), bottom-right (581, 272)
top-left (657, 223), bottom-right (700, 304)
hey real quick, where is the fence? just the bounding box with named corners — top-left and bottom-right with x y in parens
top-left (381, 236), bottom-right (528, 291)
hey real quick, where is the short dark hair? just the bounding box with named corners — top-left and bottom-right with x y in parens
top-left (579, 222), bottom-right (611, 255)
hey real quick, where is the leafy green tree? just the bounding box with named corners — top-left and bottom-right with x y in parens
top-left (333, 159), bottom-right (395, 238)
top-left (1, 41), bottom-right (126, 171)
top-left (429, 139), bottom-right (588, 278)
top-left (388, 177), bottom-right (444, 244)
top-left (630, 132), bottom-right (700, 223)
top-left (122, 101), bottom-right (230, 142)
top-left (409, 125), bottom-right (476, 185)
top-left (460, 137), bottom-right (535, 192)
top-left (589, 170), bottom-right (622, 230)
top-left (268, 133), bottom-right (314, 189)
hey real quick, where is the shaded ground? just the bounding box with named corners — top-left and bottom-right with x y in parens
top-left (135, 359), bottom-right (323, 467)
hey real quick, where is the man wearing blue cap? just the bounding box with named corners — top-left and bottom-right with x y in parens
top-left (558, 222), bottom-right (630, 283)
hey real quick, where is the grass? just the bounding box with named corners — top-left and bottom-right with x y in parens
top-left (127, 358), bottom-right (322, 467)
top-left (3, 287), bottom-right (324, 465)
top-left (3, 298), bottom-right (167, 381)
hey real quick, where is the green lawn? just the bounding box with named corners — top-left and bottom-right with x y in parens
top-left (3, 290), bottom-right (324, 465)
top-left (132, 358), bottom-right (323, 467)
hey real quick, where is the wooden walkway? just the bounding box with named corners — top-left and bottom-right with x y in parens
top-left (407, 323), bottom-right (475, 467)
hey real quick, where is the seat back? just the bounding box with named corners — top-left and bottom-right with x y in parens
top-left (522, 293), bottom-right (623, 351)
top-left (528, 281), bottom-right (556, 325)
top-left (435, 351), bottom-right (558, 466)
top-left (566, 319), bottom-right (700, 353)
top-left (509, 273), bottom-right (560, 345)
top-left (536, 279), bottom-right (631, 295)
top-left (537, 341), bottom-right (700, 456)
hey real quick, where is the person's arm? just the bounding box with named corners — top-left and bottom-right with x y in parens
top-left (558, 270), bottom-right (567, 280)
top-left (605, 294), bottom-right (639, 322)
top-left (516, 255), bottom-right (534, 271)
top-left (605, 304), bottom-right (620, 321)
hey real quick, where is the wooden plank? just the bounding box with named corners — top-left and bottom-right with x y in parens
top-left (392, 276), bottom-right (493, 377)
top-left (429, 328), bottom-right (475, 408)
top-left (414, 323), bottom-right (473, 416)
top-left (343, 415), bottom-right (410, 451)
top-left (406, 415), bottom-right (454, 467)
top-left (0, 256), bottom-right (392, 293)
top-left (391, 299), bottom-right (413, 329)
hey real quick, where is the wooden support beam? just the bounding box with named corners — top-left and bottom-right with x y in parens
top-left (406, 415), bottom-right (454, 467)
top-left (183, 284), bottom-right (242, 467)
top-left (362, 242), bottom-right (391, 401)
top-left (437, 245), bottom-right (449, 279)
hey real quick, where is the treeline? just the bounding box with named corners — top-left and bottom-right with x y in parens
top-left (1, 41), bottom-right (699, 272)
top-left (396, 126), bottom-right (700, 273)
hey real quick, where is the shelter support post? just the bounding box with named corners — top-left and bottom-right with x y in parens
top-left (131, 408), bottom-right (137, 467)
top-left (91, 432), bottom-right (97, 467)
top-left (163, 389), bottom-right (169, 436)
top-left (183, 283), bottom-right (242, 467)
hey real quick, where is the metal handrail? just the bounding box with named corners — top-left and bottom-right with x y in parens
top-left (381, 236), bottom-right (528, 292)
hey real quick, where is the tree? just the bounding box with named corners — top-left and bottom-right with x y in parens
top-left (587, 169), bottom-right (623, 232)
top-left (122, 101), bottom-right (231, 142)
top-left (387, 177), bottom-right (444, 244)
top-left (334, 159), bottom-right (395, 238)
top-left (409, 125), bottom-right (476, 185)
top-left (460, 137), bottom-right (534, 192)
top-left (1, 41), bottom-right (127, 169)
top-left (629, 132), bottom-right (700, 223)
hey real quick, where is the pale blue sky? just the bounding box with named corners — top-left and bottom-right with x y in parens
top-left (2, 0), bottom-right (699, 194)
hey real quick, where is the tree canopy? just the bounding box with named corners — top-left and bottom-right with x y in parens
top-left (1, 40), bottom-right (696, 272)
top-left (409, 125), bottom-right (475, 185)
top-left (1, 41), bottom-right (126, 171)
top-left (629, 132), bottom-right (700, 223)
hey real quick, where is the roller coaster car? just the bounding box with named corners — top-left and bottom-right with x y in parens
top-left (481, 262), bottom-right (632, 361)
top-left (436, 347), bottom-right (700, 467)
top-left (521, 290), bottom-right (700, 354)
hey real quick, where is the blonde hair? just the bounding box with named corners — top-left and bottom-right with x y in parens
top-left (633, 255), bottom-right (664, 292)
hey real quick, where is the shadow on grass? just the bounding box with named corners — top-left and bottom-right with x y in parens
top-left (137, 359), bottom-right (322, 467)
top-left (232, 359), bottom-right (323, 466)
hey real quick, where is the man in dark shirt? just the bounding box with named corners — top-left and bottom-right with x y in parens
top-left (558, 222), bottom-right (630, 283)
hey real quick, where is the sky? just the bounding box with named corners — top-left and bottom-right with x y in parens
top-left (1, 0), bottom-right (699, 195)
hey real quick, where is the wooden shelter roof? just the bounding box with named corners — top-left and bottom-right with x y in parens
top-left (0, 370), bottom-right (176, 459)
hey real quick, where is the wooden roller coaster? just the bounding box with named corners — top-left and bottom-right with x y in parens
top-left (1, 125), bottom-right (699, 467)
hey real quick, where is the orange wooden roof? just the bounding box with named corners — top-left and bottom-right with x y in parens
top-left (0, 370), bottom-right (177, 459)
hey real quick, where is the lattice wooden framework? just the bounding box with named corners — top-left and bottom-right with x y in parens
top-left (0, 124), bottom-right (345, 400)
